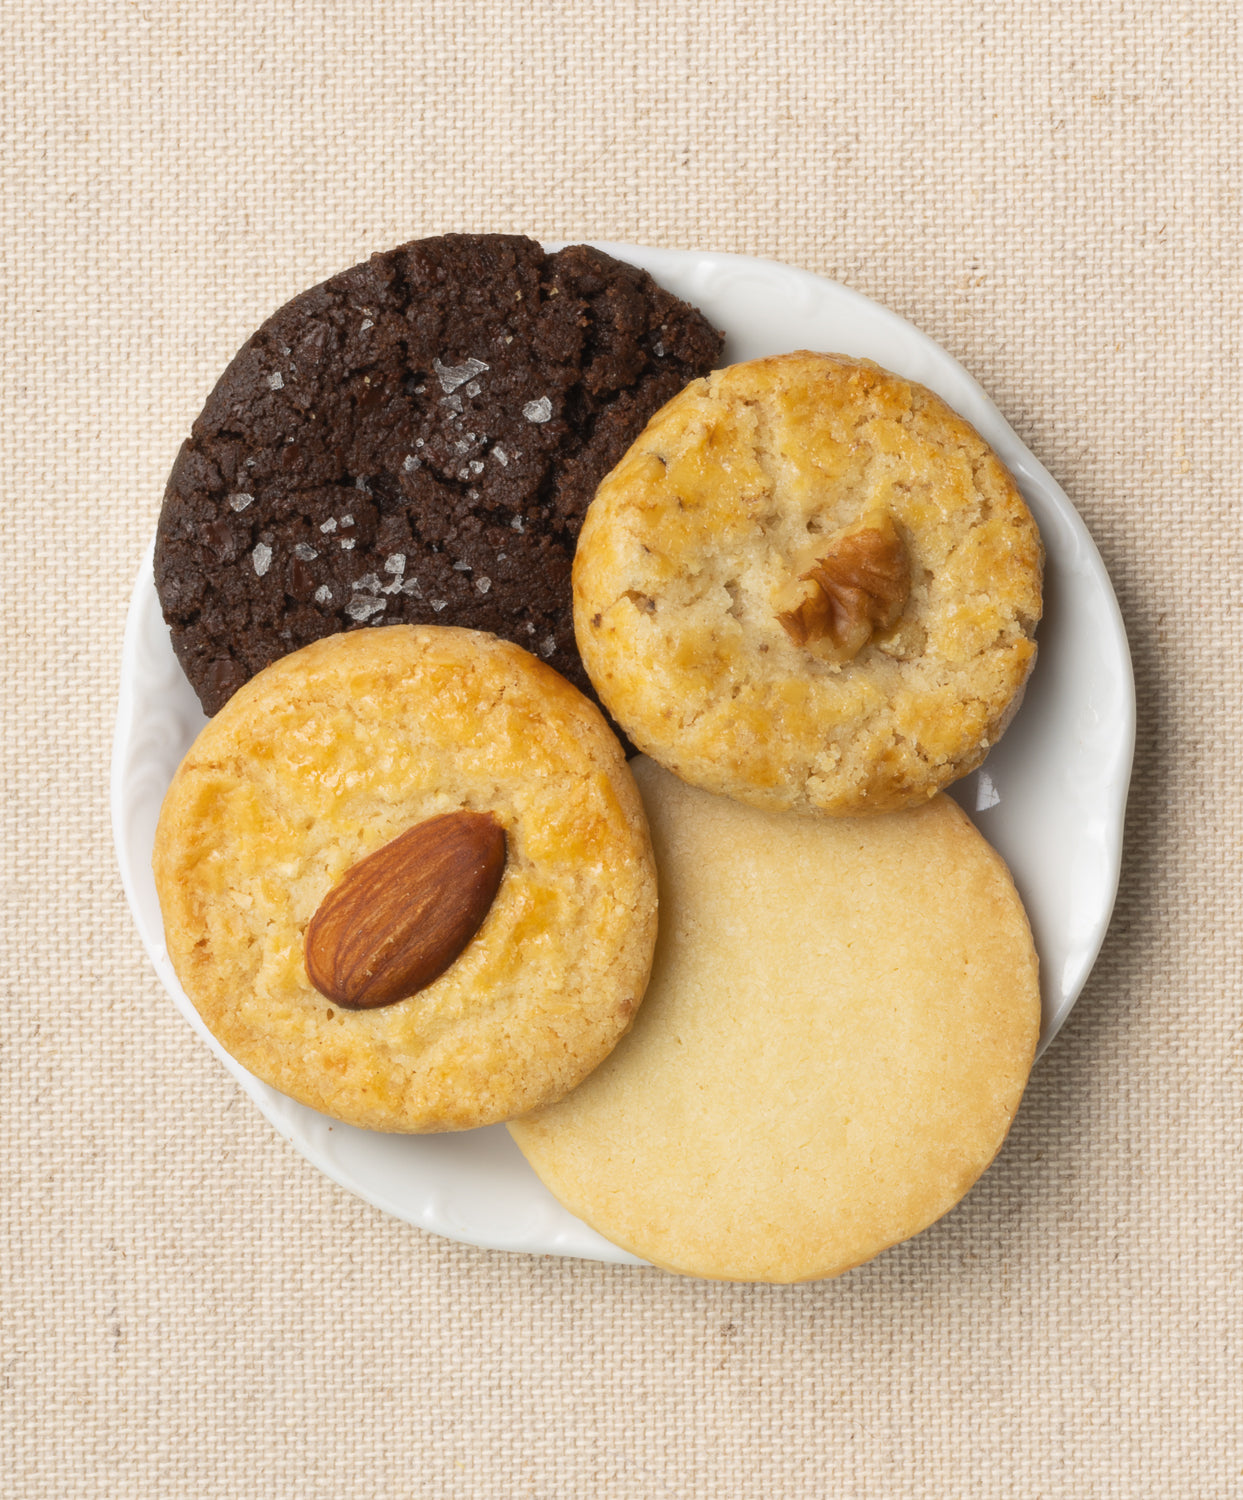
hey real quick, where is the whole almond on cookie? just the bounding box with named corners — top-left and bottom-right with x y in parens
top-left (305, 810), bottom-right (507, 1009)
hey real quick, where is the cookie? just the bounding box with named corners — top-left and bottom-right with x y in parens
top-left (152, 625), bottom-right (658, 1133)
top-left (155, 235), bottom-right (723, 716)
top-left (573, 352), bottom-right (1043, 814)
top-left (509, 758), bottom-right (1040, 1283)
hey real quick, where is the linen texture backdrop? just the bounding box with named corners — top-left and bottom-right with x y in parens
top-left (3, 1), bottom-right (1241, 1496)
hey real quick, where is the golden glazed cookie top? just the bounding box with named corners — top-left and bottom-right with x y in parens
top-left (153, 625), bottom-right (658, 1133)
top-left (509, 760), bottom-right (1041, 1283)
top-left (573, 352), bottom-right (1044, 814)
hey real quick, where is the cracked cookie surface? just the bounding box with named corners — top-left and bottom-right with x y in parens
top-left (155, 234), bottom-right (722, 716)
top-left (573, 351), bottom-right (1044, 814)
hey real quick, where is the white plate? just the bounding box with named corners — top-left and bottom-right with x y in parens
top-left (112, 244), bottom-right (1134, 1265)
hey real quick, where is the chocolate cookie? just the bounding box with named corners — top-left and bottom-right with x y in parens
top-left (155, 235), bottom-right (723, 715)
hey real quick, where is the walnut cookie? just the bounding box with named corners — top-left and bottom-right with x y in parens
top-left (154, 234), bottom-right (722, 719)
top-left (152, 625), bottom-right (658, 1133)
top-left (573, 351), bottom-right (1044, 815)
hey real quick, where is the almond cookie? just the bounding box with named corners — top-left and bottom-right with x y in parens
top-left (509, 758), bottom-right (1040, 1283)
top-left (573, 352), bottom-right (1043, 814)
top-left (155, 234), bottom-right (722, 717)
top-left (152, 625), bottom-right (658, 1133)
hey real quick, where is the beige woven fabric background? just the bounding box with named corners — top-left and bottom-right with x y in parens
top-left (3, 1), bottom-right (1240, 1495)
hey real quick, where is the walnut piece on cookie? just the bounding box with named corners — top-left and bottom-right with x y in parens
top-left (152, 625), bottom-right (658, 1133)
top-left (774, 506), bottom-right (911, 662)
top-left (573, 351), bottom-right (1044, 814)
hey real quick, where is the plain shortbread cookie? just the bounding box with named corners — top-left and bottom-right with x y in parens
top-left (153, 625), bottom-right (658, 1133)
top-left (573, 352), bottom-right (1043, 814)
top-left (508, 758), bottom-right (1040, 1282)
